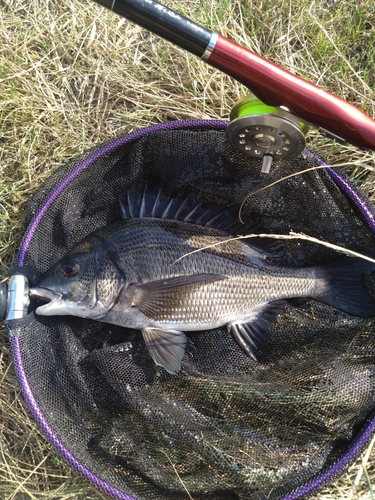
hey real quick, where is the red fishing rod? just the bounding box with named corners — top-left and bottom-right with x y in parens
top-left (90, 0), bottom-right (375, 172)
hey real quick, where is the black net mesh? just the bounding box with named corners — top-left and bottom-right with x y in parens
top-left (6, 123), bottom-right (375, 500)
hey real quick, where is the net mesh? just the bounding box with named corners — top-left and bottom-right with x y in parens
top-left (6, 123), bottom-right (375, 500)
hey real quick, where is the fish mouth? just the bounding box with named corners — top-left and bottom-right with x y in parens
top-left (29, 287), bottom-right (70, 316)
top-left (30, 286), bottom-right (103, 318)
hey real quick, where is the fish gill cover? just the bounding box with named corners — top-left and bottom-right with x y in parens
top-left (7, 123), bottom-right (375, 500)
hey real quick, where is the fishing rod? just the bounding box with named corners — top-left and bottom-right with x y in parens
top-left (90, 0), bottom-right (375, 173)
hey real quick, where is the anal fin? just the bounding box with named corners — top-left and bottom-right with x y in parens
top-left (229, 300), bottom-right (286, 361)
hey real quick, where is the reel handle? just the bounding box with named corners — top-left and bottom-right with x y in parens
top-left (91, 0), bottom-right (375, 152)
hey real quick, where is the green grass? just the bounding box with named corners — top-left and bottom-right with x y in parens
top-left (0, 0), bottom-right (375, 498)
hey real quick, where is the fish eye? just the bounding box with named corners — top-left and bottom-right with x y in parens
top-left (60, 262), bottom-right (79, 278)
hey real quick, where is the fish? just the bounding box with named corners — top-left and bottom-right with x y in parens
top-left (29, 188), bottom-right (375, 374)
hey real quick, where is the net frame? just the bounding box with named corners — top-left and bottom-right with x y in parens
top-left (6, 119), bottom-right (375, 500)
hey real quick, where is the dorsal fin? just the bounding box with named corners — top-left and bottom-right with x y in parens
top-left (119, 186), bottom-right (236, 230)
top-left (119, 187), bottom-right (284, 260)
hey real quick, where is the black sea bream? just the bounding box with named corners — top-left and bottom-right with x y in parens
top-left (30, 190), bottom-right (375, 374)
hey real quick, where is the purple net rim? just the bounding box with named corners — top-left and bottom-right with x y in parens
top-left (11, 119), bottom-right (375, 500)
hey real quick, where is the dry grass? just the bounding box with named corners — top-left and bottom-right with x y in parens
top-left (0, 0), bottom-right (375, 498)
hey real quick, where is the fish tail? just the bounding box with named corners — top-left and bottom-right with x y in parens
top-left (315, 257), bottom-right (375, 317)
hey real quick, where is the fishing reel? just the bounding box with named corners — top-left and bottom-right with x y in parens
top-left (226, 95), bottom-right (309, 173)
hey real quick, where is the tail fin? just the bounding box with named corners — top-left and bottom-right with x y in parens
top-left (316, 257), bottom-right (375, 317)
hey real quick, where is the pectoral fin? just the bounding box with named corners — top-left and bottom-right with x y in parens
top-left (132, 274), bottom-right (226, 319)
top-left (229, 300), bottom-right (286, 361)
top-left (142, 327), bottom-right (187, 374)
